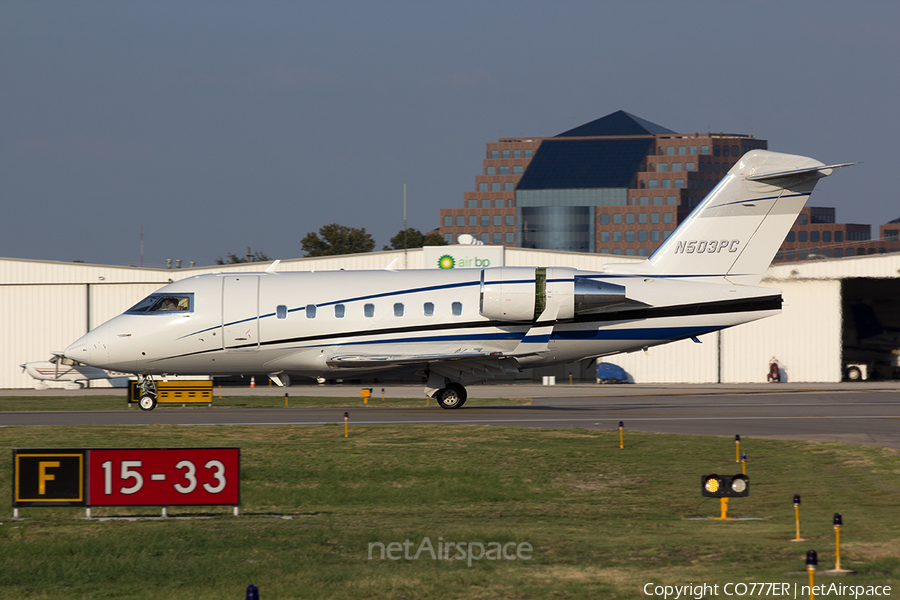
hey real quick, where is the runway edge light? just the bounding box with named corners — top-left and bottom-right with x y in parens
top-left (791, 494), bottom-right (807, 542)
top-left (806, 550), bottom-right (817, 600)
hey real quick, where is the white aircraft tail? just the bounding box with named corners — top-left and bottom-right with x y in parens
top-left (604, 150), bottom-right (853, 285)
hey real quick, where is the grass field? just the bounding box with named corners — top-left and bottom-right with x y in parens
top-left (1, 424), bottom-right (899, 599)
top-left (0, 394), bottom-right (529, 411)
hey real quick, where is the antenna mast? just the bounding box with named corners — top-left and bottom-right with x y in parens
top-left (403, 183), bottom-right (407, 269)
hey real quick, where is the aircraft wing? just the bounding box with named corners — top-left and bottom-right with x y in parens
top-left (326, 352), bottom-right (524, 384)
top-left (326, 351), bottom-right (503, 369)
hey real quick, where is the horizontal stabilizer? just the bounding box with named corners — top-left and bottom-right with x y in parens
top-left (746, 162), bottom-right (856, 182)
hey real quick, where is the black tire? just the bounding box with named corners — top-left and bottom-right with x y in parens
top-left (139, 395), bottom-right (158, 411)
top-left (845, 366), bottom-right (863, 382)
top-left (436, 383), bottom-right (467, 409)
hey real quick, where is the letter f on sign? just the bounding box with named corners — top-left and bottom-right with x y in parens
top-left (39, 461), bottom-right (60, 495)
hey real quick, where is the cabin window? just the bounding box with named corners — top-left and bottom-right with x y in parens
top-left (276, 305), bottom-right (288, 319)
top-left (394, 303), bottom-right (404, 317)
top-left (306, 304), bottom-right (317, 319)
top-left (424, 302), bottom-right (434, 316)
top-left (126, 293), bottom-right (193, 314)
top-left (364, 303), bottom-right (375, 318)
top-left (334, 304), bottom-right (345, 318)
top-left (452, 302), bottom-right (463, 316)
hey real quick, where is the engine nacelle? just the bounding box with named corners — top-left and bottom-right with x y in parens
top-left (479, 267), bottom-right (537, 322)
top-left (480, 267), bottom-right (632, 322)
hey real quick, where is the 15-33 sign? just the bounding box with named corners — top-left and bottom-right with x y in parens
top-left (88, 449), bottom-right (240, 506)
top-left (13, 448), bottom-right (240, 508)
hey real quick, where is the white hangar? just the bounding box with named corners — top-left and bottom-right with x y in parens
top-left (2, 248), bottom-right (898, 389)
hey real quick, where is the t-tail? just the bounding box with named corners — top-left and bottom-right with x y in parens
top-left (604, 150), bottom-right (854, 285)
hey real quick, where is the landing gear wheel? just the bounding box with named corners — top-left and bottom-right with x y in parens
top-left (139, 395), bottom-right (158, 411)
top-left (436, 383), bottom-right (467, 409)
top-left (845, 366), bottom-right (863, 382)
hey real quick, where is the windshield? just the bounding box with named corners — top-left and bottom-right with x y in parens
top-left (126, 293), bottom-right (193, 314)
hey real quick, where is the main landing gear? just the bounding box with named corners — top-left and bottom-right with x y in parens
top-left (136, 374), bottom-right (158, 411)
top-left (434, 382), bottom-right (467, 409)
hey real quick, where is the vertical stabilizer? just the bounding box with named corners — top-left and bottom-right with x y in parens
top-left (603, 150), bottom-right (850, 285)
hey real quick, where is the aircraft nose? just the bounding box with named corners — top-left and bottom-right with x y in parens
top-left (65, 323), bottom-right (109, 367)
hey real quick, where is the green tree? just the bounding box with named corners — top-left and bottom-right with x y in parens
top-left (423, 231), bottom-right (448, 246)
top-left (301, 223), bottom-right (376, 257)
top-left (383, 228), bottom-right (448, 251)
top-left (216, 249), bottom-right (270, 264)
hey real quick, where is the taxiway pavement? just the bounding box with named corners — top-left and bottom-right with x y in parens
top-left (3, 383), bottom-right (900, 449)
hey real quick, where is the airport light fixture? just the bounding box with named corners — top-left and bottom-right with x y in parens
top-left (701, 474), bottom-right (750, 498)
top-left (702, 473), bottom-right (750, 520)
top-left (833, 513), bottom-right (844, 572)
top-left (792, 494), bottom-right (805, 541)
top-left (806, 550), bottom-right (817, 600)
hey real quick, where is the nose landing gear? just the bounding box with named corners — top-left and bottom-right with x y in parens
top-left (136, 374), bottom-right (159, 411)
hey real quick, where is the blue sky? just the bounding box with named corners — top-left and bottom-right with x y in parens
top-left (3, 1), bottom-right (898, 266)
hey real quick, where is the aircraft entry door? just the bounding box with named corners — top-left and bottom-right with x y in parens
top-left (222, 275), bottom-right (260, 350)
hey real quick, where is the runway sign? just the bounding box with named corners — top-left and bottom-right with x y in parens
top-left (12, 448), bottom-right (239, 508)
top-left (87, 448), bottom-right (240, 506)
top-left (13, 449), bottom-right (87, 506)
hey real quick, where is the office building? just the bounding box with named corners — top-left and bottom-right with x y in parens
top-left (439, 111), bottom-right (899, 261)
top-left (438, 110), bottom-right (766, 256)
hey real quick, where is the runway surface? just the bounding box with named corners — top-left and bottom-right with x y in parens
top-left (3, 384), bottom-right (900, 449)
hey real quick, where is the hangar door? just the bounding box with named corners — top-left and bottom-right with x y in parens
top-left (841, 278), bottom-right (900, 380)
top-left (223, 275), bottom-right (259, 350)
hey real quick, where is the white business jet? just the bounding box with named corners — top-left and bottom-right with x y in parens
top-left (64, 151), bottom-right (851, 410)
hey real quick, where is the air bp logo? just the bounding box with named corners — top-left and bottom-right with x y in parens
top-left (438, 255), bottom-right (455, 269)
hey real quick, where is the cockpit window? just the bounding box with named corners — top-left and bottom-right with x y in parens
top-left (126, 294), bottom-right (193, 314)
top-left (50, 356), bottom-right (80, 366)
